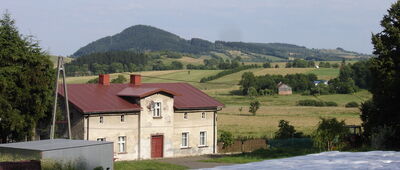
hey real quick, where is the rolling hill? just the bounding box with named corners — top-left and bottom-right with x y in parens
top-left (72, 25), bottom-right (371, 61)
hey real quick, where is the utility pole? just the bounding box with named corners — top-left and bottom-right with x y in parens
top-left (50, 57), bottom-right (72, 139)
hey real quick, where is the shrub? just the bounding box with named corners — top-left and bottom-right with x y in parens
top-left (345, 101), bottom-right (359, 108)
top-left (111, 75), bottom-right (127, 83)
top-left (297, 99), bottom-right (337, 107)
top-left (325, 101), bottom-right (338, 106)
top-left (218, 131), bottom-right (234, 149)
top-left (274, 120), bottom-right (303, 139)
top-left (312, 118), bottom-right (349, 151)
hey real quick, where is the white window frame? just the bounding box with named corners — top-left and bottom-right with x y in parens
top-left (118, 136), bottom-right (126, 153)
top-left (99, 116), bottom-right (103, 124)
top-left (152, 102), bottom-right (162, 117)
top-left (121, 115), bottom-right (125, 122)
top-left (97, 138), bottom-right (106, 141)
top-left (199, 131), bottom-right (207, 146)
top-left (201, 112), bottom-right (206, 119)
top-left (181, 132), bottom-right (189, 148)
top-left (183, 112), bottom-right (188, 120)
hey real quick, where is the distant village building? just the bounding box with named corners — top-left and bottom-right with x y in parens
top-left (277, 82), bottom-right (292, 95)
top-left (58, 74), bottom-right (223, 161)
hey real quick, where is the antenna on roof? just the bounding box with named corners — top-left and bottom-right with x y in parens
top-left (50, 57), bottom-right (72, 140)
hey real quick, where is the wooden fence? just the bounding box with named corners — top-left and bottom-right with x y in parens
top-left (0, 160), bottom-right (41, 170)
top-left (218, 139), bottom-right (268, 153)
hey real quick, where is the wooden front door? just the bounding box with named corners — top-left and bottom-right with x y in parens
top-left (151, 135), bottom-right (163, 158)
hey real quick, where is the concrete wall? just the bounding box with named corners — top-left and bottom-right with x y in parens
top-left (139, 93), bottom-right (175, 159)
top-left (42, 142), bottom-right (113, 170)
top-left (173, 111), bottom-right (216, 157)
top-left (84, 114), bottom-right (139, 161)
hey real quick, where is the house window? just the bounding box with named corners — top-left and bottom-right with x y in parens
top-left (181, 132), bottom-right (189, 148)
top-left (152, 102), bottom-right (162, 117)
top-left (183, 112), bottom-right (188, 119)
top-left (201, 112), bottom-right (206, 119)
top-left (200, 131), bottom-right (207, 146)
top-left (121, 115), bottom-right (125, 122)
top-left (118, 136), bottom-right (126, 153)
top-left (99, 116), bottom-right (103, 124)
top-left (97, 138), bottom-right (106, 141)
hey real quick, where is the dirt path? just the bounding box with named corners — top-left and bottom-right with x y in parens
top-left (156, 155), bottom-right (233, 169)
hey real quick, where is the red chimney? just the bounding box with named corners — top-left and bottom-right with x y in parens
top-left (130, 74), bottom-right (141, 86)
top-left (99, 74), bottom-right (110, 85)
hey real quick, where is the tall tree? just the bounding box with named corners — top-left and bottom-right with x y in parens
top-left (361, 1), bottom-right (400, 148)
top-left (0, 12), bottom-right (54, 142)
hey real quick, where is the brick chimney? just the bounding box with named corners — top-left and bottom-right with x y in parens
top-left (130, 74), bottom-right (141, 86)
top-left (99, 74), bottom-right (110, 85)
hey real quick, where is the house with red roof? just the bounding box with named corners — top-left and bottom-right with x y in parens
top-left (60, 74), bottom-right (223, 160)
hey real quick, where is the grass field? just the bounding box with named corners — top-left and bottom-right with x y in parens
top-left (204, 148), bottom-right (319, 164)
top-left (115, 160), bottom-right (187, 170)
top-left (65, 66), bottom-right (370, 138)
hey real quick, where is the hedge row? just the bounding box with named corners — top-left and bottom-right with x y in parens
top-left (297, 99), bottom-right (338, 107)
top-left (200, 65), bottom-right (259, 83)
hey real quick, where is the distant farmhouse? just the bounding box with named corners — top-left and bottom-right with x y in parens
top-left (59, 74), bottom-right (223, 160)
top-left (277, 82), bottom-right (292, 95)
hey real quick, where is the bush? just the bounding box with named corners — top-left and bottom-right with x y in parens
top-left (345, 101), bottom-right (359, 108)
top-left (297, 99), bottom-right (337, 107)
top-left (274, 120), bottom-right (303, 139)
top-left (325, 101), bottom-right (338, 106)
top-left (111, 75), bottom-right (127, 83)
top-left (218, 131), bottom-right (234, 149)
top-left (312, 118), bottom-right (349, 151)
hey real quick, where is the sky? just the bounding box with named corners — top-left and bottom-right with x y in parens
top-left (0, 0), bottom-right (397, 56)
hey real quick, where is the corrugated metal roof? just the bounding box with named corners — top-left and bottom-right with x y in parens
top-left (0, 139), bottom-right (112, 151)
top-left (59, 83), bottom-right (223, 114)
top-left (117, 87), bottom-right (180, 98)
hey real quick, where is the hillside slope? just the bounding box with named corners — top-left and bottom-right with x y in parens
top-left (72, 25), bottom-right (371, 61)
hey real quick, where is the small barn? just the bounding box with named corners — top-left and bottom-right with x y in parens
top-left (277, 82), bottom-right (292, 95)
top-left (0, 139), bottom-right (113, 170)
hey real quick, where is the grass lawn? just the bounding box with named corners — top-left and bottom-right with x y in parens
top-left (306, 68), bottom-right (340, 80)
top-left (204, 148), bottom-right (319, 164)
top-left (115, 160), bottom-right (187, 170)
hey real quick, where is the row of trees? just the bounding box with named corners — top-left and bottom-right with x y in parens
top-left (239, 72), bottom-right (318, 95)
top-left (285, 59), bottom-right (315, 68)
top-left (65, 51), bottom-right (187, 76)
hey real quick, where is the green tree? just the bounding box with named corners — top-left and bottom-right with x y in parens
top-left (361, 1), bottom-right (400, 149)
top-left (274, 120), bottom-right (303, 139)
top-left (312, 118), bottom-right (348, 151)
top-left (249, 100), bottom-right (260, 116)
top-left (239, 72), bottom-right (256, 95)
top-left (111, 75), bottom-right (127, 83)
top-left (110, 62), bottom-right (124, 73)
top-left (0, 13), bottom-right (54, 142)
top-left (218, 130), bottom-right (234, 149)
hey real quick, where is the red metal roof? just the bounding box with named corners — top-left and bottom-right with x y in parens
top-left (59, 83), bottom-right (223, 114)
top-left (117, 87), bottom-right (179, 98)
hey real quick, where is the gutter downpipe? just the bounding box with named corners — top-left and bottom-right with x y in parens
top-left (138, 112), bottom-right (141, 160)
top-left (213, 111), bottom-right (216, 154)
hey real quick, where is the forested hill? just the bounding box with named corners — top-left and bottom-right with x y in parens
top-left (72, 25), bottom-right (371, 61)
